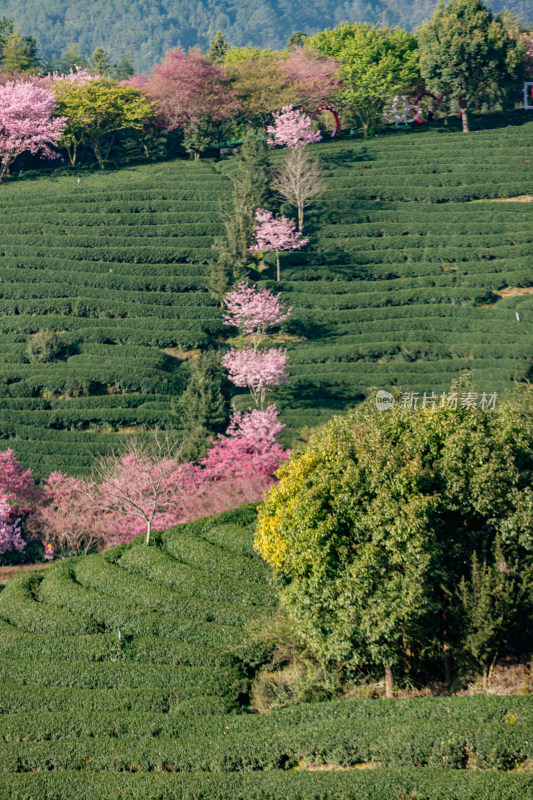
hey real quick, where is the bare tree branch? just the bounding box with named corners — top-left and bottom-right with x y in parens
top-left (271, 148), bottom-right (326, 231)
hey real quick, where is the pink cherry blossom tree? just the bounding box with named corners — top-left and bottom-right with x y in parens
top-left (34, 472), bottom-right (114, 555)
top-left (0, 448), bottom-right (39, 522)
top-left (223, 281), bottom-right (291, 347)
top-left (249, 208), bottom-right (309, 281)
top-left (267, 104), bottom-right (322, 149)
top-left (226, 404), bottom-right (285, 446)
top-left (192, 405), bottom-right (289, 515)
top-left (222, 347), bottom-right (289, 408)
top-left (0, 495), bottom-right (26, 555)
top-left (48, 67), bottom-right (101, 86)
top-left (130, 47), bottom-right (240, 156)
top-left (0, 81), bottom-right (67, 182)
top-left (279, 48), bottom-right (342, 111)
top-left (85, 432), bottom-right (194, 545)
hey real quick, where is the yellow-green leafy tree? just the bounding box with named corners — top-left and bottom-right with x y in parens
top-left (256, 383), bottom-right (533, 694)
top-left (53, 79), bottom-right (154, 167)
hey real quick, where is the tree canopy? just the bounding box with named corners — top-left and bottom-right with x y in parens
top-left (418, 0), bottom-right (527, 131)
top-left (310, 23), bottom-right (420, 134)
top-left (256, 384), bottom-right (533, 692)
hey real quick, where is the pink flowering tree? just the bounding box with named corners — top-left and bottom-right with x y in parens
top-left (223, 281), bottom-right (291, 347)
top-left (0, 449), bottom-right (40, 559)
top-left (267, 105), bottom-right (325, 232)
top-left (267, 105), bottom-right (322, 149)
top-left (279, 49), bottom-right (342, 111)
top-left (48, 67), bottom-right (101, 86)
top-left (192, 405), bottom-right (289, 515)
top-left (0, 448), bottom-right (39, 521)
top-left (34, 472), bottom-right (116, 555)
top-left (249, 208), bottom-right (309, 281)
top-left (0, 496), bottom-right (26, 555)
top-left (130, 47), bottom-right (240, 157)
top-left (84, 433), bottom-right (194, 545)
top-left (0, 81), bottom-right (67, 182)
top-left (222, 347), bottom-right (289, 409)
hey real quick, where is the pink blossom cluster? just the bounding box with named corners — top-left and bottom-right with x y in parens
top-left (222, 347), bottom-right (289, 407)
top-left (279, 49), bottom-right (342, 110)
top-left (226, 404), bottom-right (285, 446)
top-left (128, 47), bottom-right (240, 130)
top-left (0, 495), bottom-right (26, 555)
top-left (48, 67), bottom-right (101, 86)
top-left (207, 403), bottom-right (287, 482)
top-left (0, 448), bottom-right (39, 521)
top-left (0, 81), bottom-right (67, 180)
top-left (249, 209), bottom-right (308, 255)
top-left (267, 105), bottom-right (322, 149)
top-left (0, 402), bottom-right (290, 554)
top-left (223, 281), bottom-right (291, 341)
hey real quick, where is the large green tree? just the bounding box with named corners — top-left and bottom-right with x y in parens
top-left (52, 79), bottom-right (154, 167)
top-left (256, 384), bottom-right (533, 694)
top-left (172, 350), bottom-right (227, 461)
top-left (418, 0), bottom-right (526, 132)
top-left (210, 135), bottom-right (271, 300)
top-left (310, 23), bottom-right (420, 135)
top-left (0, 23), bottom-right (38, 72)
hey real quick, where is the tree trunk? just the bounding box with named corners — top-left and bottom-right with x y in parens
top-left (444, 642), bottom-right (452, 689)
top-left (385, 666), bottom-right (394, 698)
top-left (66, 143), bottom-right (77, 166)
top-left (139, 135), bottom-right (150, 159)
top-left (482, 666), bottom-right (489, 691)
top-left (298, 201), bottom-right (304, 232)
top-left (145, 519), bottom-right (152, 546)
top-left (461, 108), bottom-right (469, 133)
top-left (275, 250), bottom-right (280, 283)
top-left (92, 139), bottom-right (105, 169)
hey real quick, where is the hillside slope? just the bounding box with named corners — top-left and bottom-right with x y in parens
top-left (3, 0), bottom-right (532, 71)
top-left (1, 505), bottom-right (533, 798)
top-left (0, 116), bottom-right (532, 477)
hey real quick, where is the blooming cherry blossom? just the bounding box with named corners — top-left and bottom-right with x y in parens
top-left (222, 347), bottom-right (289, 408)
top-left (0, 495), bottom-right (25, 555)
top-left (249, 208), bottom-right (309, 282)
top-left (267, 104), bottom-right (322, 149)
top-left (223, 281), bottom-right (291, 346)
top-left (0, 81), bottom-right (67, 182)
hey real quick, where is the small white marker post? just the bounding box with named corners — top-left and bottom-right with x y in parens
top-left (516, 312), bottom-right (520, 322)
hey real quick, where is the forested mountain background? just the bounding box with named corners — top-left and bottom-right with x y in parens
top-left (2, 0), bottom-right (531, 72)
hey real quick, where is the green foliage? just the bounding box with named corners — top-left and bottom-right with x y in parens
top-left (1, 508), bottom-right (533, 794)
top-left (256, 384), bottom-right (533, 682)
top-left (0, 26), bottom-right (38, 72)
top-left (52, 79), bottom-right (154, 167)
top-left (418, 0), bottom-right (526, 131)
top-left (183, 118), bottom-right (216, 160)
top-left (26, 330), bottom-right (67, 363)
top-left (2, 1), bottom-right (532, 74)
top-left (1, 771), bottom-right (533, 799)
top-left (454, 541), bottom-right (533, 683)
top-left (208, 31), bottom-right (229, 63)
top-left (172, 351), bottom-right (227, 460)
top-left (211, 135), bottom-right (271, 298)
top-left (310, 23), bottom-right (420, 134)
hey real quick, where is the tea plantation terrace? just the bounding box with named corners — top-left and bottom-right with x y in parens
top-left (1, 506), bottom-right (533, 799)
top-left (0, 119), bottom-right (531, 476)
